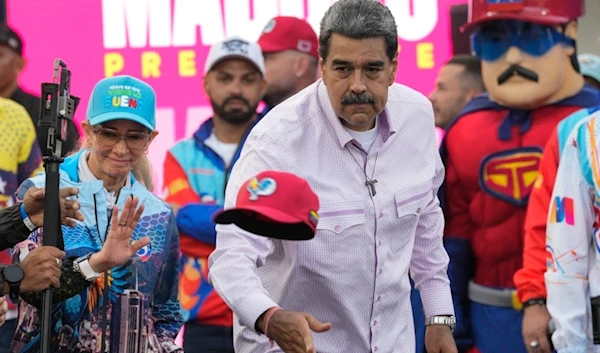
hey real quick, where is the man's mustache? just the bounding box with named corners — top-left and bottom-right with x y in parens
top-left (341, 93), bottom-right (375, 105)
top-left (497, 65), bottom-right (539, 85)
top-left (223, 96), bottom-right (250, 108)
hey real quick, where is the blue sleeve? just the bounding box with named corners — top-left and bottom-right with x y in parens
top-left (444, 237), bottom-right (474, 351)
top-left (176, 203), bottom-right (222, 245)
top-left (152, 211), bottom-right (184, 345)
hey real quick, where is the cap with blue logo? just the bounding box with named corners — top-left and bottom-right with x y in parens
top-left (87, 75), bottom-right (156, 131)
top-left (204, 36), bottom-right (265, 76)
top-left (579, 53), bottom-right (600, 84)
top-left (213, 170), bottom-right (320, 241)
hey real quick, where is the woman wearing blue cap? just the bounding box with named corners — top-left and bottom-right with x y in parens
top-left (9, 75), bottom-right (182, 353)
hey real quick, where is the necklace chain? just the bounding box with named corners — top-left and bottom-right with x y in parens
top-left (347, 146), bottom-right (378, 196)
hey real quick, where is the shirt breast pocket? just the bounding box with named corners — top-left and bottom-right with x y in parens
top-left (300, 201), bottom-right (366, 272)
top-left (392, 182), bottom-right (432, 251)
top-left (315, 201), bottom-right (366, 237)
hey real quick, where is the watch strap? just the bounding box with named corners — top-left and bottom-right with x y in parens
top-left (8, 281), bottom-right (19, 302)
top-left (3, 265), bottom-right (22, 302)
top-left (425, 315), bottom-right (456, 332)
top-left (523, 298), bottom-right (546, 309)
top-left (74, 253), bottom-right (101, 281)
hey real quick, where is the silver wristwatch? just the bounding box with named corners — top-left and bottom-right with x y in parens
top-left (425, 315), bottom-right (456, 332)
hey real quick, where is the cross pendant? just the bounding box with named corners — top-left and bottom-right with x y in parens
top-left (366, 179), bottom-right (378, 196)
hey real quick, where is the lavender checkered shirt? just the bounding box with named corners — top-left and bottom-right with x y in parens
top-left (208, 79), bottom-right (454, 353)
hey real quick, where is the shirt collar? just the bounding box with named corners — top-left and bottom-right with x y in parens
top-left (316, 80), bottom-right (396, 148)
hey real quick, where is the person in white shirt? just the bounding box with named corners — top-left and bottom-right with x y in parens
top-left (208, 1), bottom-right (457, 352)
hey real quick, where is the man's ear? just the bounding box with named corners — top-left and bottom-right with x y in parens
top-left (563, 20), bottom-right (578, 40)
top-left (294, 54), bottom-right (311, 78)
top-left (259, 76), bottom-right (267, 98)
top-left (203, 73), bottom-right (211, 96)
top-left (319, 58), bottom-right (327, 84)
top-left (388, 57), bottom-right (398, 86)
top-left (15, 56), bottom-right (25, 74)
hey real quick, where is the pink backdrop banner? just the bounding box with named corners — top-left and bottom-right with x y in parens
top-left (9, 0), bottom-right (465, 193)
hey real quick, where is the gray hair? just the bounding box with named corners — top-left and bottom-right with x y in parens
top-left (319, 0), bottom-right (398, 62)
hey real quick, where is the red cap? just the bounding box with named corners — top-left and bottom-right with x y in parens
top-left (257, 16), bottom-right (319, 59)
top-left (461, 0), bottom-right (584, 33)
top-left (213, 170), bottom-right (320, 241)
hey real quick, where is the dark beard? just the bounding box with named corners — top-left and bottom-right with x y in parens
top-left (211, 96), bottom-right (258, 125)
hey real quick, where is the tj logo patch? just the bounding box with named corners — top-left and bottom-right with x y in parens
top-left (247, 177), bottom-right (277, 201)
top-left (479, 147), bottom-right (542, 206)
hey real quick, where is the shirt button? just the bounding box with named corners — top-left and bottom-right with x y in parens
top-left (376, 296), bottom-right (381, 302)
top-left (335, 225), bottom-right (341, 232)
top-left (374, 347), bottom-right (378, 352)
top-left (378, 212), bottom-right (383, 219)
top-left (416, 208), bottom-right (421, 214)
top-left (373, 320), bottom-right (378, 326)
top-left (378, 269), bottom-right (383, 275)
top-left (378, 240), bottom-right (382, 246)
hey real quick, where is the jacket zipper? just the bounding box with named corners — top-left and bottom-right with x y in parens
top-left (220, 125), bottom-right (253, 195)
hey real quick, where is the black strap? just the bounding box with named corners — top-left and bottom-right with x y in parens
top-left (523, 298), bottom-right (546, 309)
top-left (8, 280), bottom-right (20, 302)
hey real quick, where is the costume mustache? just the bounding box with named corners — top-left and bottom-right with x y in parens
top-left (497, 65), bottom-right (539, 85)
top-left (342, 93), bottom-right (375, 105)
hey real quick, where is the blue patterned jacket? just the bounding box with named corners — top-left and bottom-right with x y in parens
top-left (10, 149), bottom-right (182, 353)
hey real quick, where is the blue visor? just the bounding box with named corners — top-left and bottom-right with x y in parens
top-left (472, 20), bottom-right (574, 62)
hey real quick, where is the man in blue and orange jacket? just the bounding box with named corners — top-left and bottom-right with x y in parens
top-left (163, 36), bottom-right (266, 353)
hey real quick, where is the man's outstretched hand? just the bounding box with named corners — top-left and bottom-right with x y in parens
top-left (263, 310), bottom-right (332, 353)
top-left (23, 187), bottom-right (84, 228)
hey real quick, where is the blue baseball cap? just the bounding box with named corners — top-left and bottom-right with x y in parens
top-left (86, 75), bottom-right (156, 131)
top-left (579, 54), bottom-right (600, 84)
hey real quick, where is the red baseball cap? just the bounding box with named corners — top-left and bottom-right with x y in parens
top-left (257, 16), bottom-right (319, 59)
top-left (461, 0), bottom-right (584, 33)
top-left (213, 170), bottom-right (320, 240)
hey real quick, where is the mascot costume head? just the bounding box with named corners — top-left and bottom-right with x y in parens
top-left (463, 0), bottom-right (585, 110)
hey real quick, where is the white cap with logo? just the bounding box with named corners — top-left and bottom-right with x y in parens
top-left (204, 36), bottom-right (265, 76)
